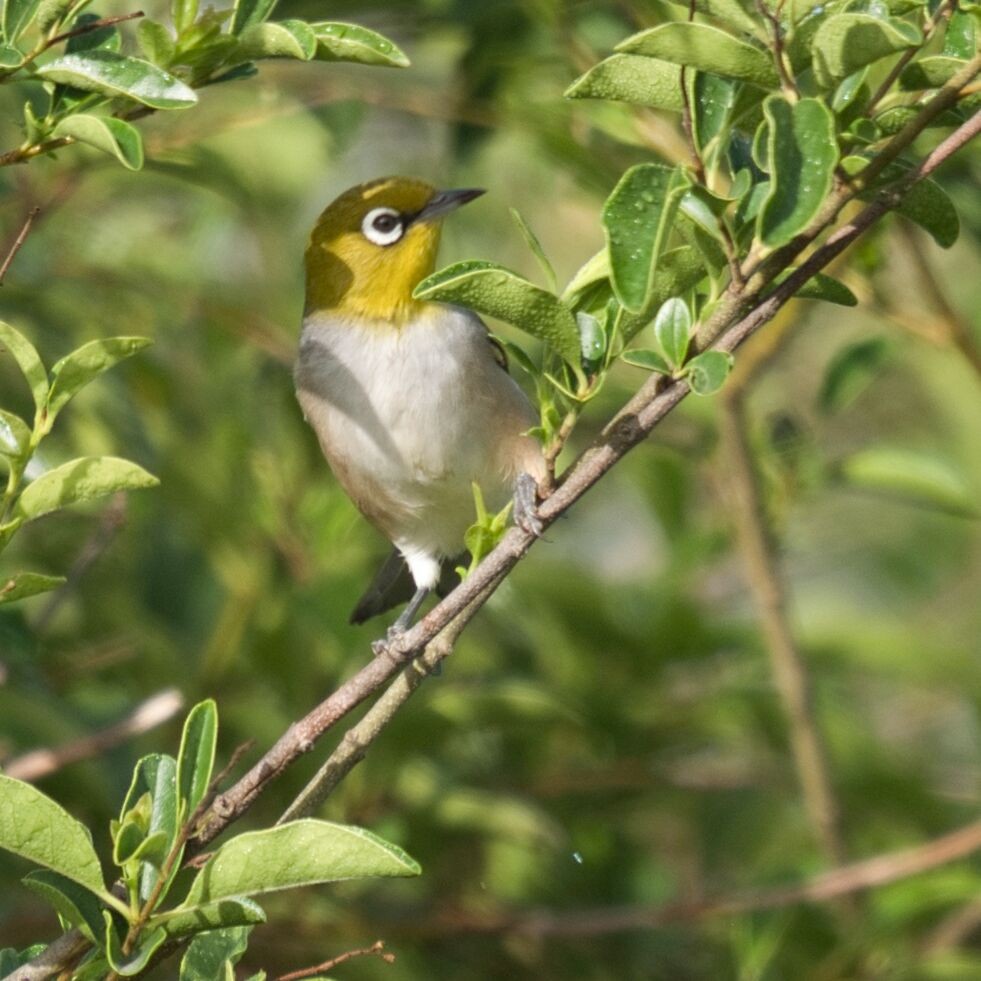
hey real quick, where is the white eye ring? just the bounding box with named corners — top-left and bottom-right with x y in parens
top-left (362, 207), bottom-right (404, 246)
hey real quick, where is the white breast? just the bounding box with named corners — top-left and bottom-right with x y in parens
top-left (295, 304), bottom-right (541, 586)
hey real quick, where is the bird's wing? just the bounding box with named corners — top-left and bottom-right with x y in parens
top-left (350, 547), bottom-right (462, 625)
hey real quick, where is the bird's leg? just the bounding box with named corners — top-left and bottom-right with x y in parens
top-left (513, 471), bottom-right (544, 537)
top-left (371, 586), bottom-right (431, 657)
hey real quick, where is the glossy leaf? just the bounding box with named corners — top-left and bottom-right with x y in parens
top-left (618, 23), bottom-right (780, 89)
top-left (577, 312), bottom-right (605, 368)
top-left (692, 73), bottom-right (738, 155)
top-left (839, 447), bottom-right (978, 517)
top-left (51, 115), bottom-right (144, 171)
top-left (14, 457), bottom-right (158, 522)
top-left (414, 261), bottom-right (581, 366)
top-left (46, 336), bottom-right (151, 422)
top-left (185, 819), bottom-right (421, 904)
top-left (685, 350), bottom-right (733, 394)
top-left (758, 96), bottom-right (838, 247)
top-left (65, 13), bottom-right (121, 53)
top-left (179, 926), bottom-right (251, 981)
top-left (37, 52), bottom-right (197, 109)
top-left (0, 409), bottom-right (30, 458)
top-left (238, 19), bottom-right (316, 60)
top-left (104, 913), bottom-right (166, 977)
top-left (819, 337), bottom-right (892, 413)
top-left (0, 571), bottom-right (65, 605)
top-left (177, 699), bottom-right (218, 815)
top-left (156, 897), bottom-right (266, 939)
top-left (23, 870), bottom-right (105, 944)
top-left (231, 0), bottom-right (275, 34)
top-left (0, 774), bottom-right (105, 895)
top-left (603, 163), bottom-right (690, 312)
top-left (311, 22), bottom-right (409, 68)
top-left (564, 54), bottom-right (683, 111)
top-left (621, 348), bottom-right (671, 374)
top-left (943, 11), bottom-right (976, 58)
top-left (0, 320), bottom-right (47, 409)
top-left (812, 14), bottom-right (921, 88)
top-left (2, 0), bottom-right (41, 41)
top-left (899, 56), bottom-right (965, 90)
top-left (120, 754), bottom-right (179, 904)
top-left (621, 247), bottom-right (707, 340)
top-left (653, 297), bottom-right (692, 369)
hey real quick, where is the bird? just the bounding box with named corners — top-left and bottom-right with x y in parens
top-left (294, 176), bottom-right (546, 636)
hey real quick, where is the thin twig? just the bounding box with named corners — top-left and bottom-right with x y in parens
top-left (45, 10), bottom-right (144, 48)
top-left (4, 689), bottom-right (184, 781)
top-left (755, 0), bottom-right (798, 100)
top-left (0, 206), bottom-right (39, 284)
top-left (275, 940), bottom-right (394, 981)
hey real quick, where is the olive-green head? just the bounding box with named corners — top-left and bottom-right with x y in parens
top-left (304, 177), bottom-right (484, 322)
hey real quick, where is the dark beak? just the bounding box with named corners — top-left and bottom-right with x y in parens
top-left (414, 187), bottom-right (485, 224)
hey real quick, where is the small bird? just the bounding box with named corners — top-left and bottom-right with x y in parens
top-left (295, 177), bottom-right (546, 634)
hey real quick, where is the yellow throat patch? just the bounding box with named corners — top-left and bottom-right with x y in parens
top-left (304, 177), bottom-right (443, 324)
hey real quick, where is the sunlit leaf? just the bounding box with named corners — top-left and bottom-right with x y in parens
top-left (685, 350), bottom-right (733, 394)
top-left (618, 23), bottom-right (780, 88)
top-left (137, 20), bottom-right (175, 66)
top-left (565, 54), bottom-right (683, 111)
top-left (311, 22), bottom-right (409, 68)
top-left (2, 0), bottom-right (41, 41)
top-left (899, 55), bottom-right (965, 90)
top-left (104, 913), bottom-right (165, 977)
top-left (185, 820), bottom-right (420, 904)
top-left (758, 96), bottom-right (838, 247)
top-left (812, 13), bottom-right (921, 88)
top-left (510, 209), bottom-right (556, 292)
top-left (51, 115), bottom-right (144, 171)
top-left (653, 297), bottom-right (692, 369)
top-left (0, 409), bottom-right (30, 458)
top-left (0, 571), bottom-right (65, 605)
top-left (179, 926), bottom-right (251, 981)
top-left (231, 0), bottom-right (275, 34)
top-left (414, 261), bottom-right (581, 366)
top-left (177, 700), bottom-right (218, 816)
top-left (15, 457), bottom-right (158, 522)
top-left (621, 246), bottom-right (707, 340)
top-left (943, 11), bottom-right (976, 58)
top-left (155, 897), bottom-right (266, 939)
top-left (0, 320), bottom-right (47, 409)
top-left (238, 19), bottom-right (316, 60)
top-left (37, 52), bottom-right (198, 109)
top-left (621, 348), bottom-right (671, 373)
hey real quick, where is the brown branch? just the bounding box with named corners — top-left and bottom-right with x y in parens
top-left (45, 11), bottom-right (145, 48)
top-left (275, 940), bottom-right (394, 981)
top-left (190, 108), bottom-right (981, 855)
top-left (3, 689), bottom-right (184, 781)
top-left (0, 206), bottom-right (39, 284)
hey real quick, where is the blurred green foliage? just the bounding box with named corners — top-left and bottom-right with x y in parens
top-left (1, 0), bottom-right (980, 978)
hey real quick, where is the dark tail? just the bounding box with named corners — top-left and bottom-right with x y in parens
top-left (350, 548), bottom-right (462, 625)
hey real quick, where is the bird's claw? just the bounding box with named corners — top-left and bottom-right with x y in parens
top-left (514, 472), bottom-right (544, 538)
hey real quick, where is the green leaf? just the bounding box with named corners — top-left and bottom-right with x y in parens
top-left (812, 13), bottom-right (921, 88)
top-left (65, 13), bottom-right (121, 53)
top-left (943, 11), bottom-right (976, 59)
top-left (104, 913), bottom-right (166, 977)
top-left (23, 870), bottom-right (106, 944)
top-left (510, 209), bottom-right (556, 292)
top-left (45, 336), bottom-right (151, 422)
top-left (231, 0), bottom-right (275, 34)
top-left (180, 926), bottom-right (251, 981)
top-left (2, 0), bottom-right (41, 41)
top-left (617, 23), bottom-right (780, 89)
top-left (899, 55), bottom-right (966, 90)
top-left (692, 72), bottom-right (738, 156)
top-left (37, 52), bottom-right (197, 109)
top-left (621, 246), bottom-right (708, 340)
top-left (832, 68), bottom-right (869, 112)
top-left (14, 457), bottom-right (158, 522)
top-left (758, 96), bottom-right (838, 247)
top-left (819, 337), bottom-right (892, 413)
top-left (50, 115), bottom-right (143, 171)
top-left (0, 321), bottom-right (47, 409)
top-left (895, 178), bottom-right (959, 249)
top-left (156, 897), bottom-right (266, 939)
top-left (0, 409), bottom-right (30, 458)
top-left (414, 261), bottom-right (581, 366)
top-left (839, 447), bottom-right (978, 517)
top-left (137, 20), bottom-right (175, 66)
top-left (685, 350), bottom-right (733, 394)
top-left (185, 819), bottom-right (421, 905)
top-left (653, 297), bottom-right (692, 368)
top-left (311, 22), bottom-right (409, 68)
top-left (771, 270), bottom-right (858, 305)
top-left (577, 311), bottom-right (605, 370)
top-left (238, 19), bottom-right (316, 60)
top-left (564, 53), bottom-right (683, 111)
top-left (621, 348), bottom-right (672, 373)
top-left (666, 0), bottom-right (761, 35)
top-left (0, 571), bottom-right (65, 605)
top-left (172, 0), bottom-right (197, 36)
top-left (0, 773), bottom-right (105, 895)
top-left (602, 163), bottom-right (691, 313)
top-left (177, 699), bottom-right (217, 816)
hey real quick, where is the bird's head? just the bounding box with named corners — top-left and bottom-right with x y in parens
top-left (304, 177), bottom-right (484, 323)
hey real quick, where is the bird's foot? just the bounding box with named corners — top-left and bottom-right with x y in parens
top-left (514, 472), bottom-right (544, 537)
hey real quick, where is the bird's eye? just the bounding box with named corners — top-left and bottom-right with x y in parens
top-left (362, 207), bottom-right (404, 246)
